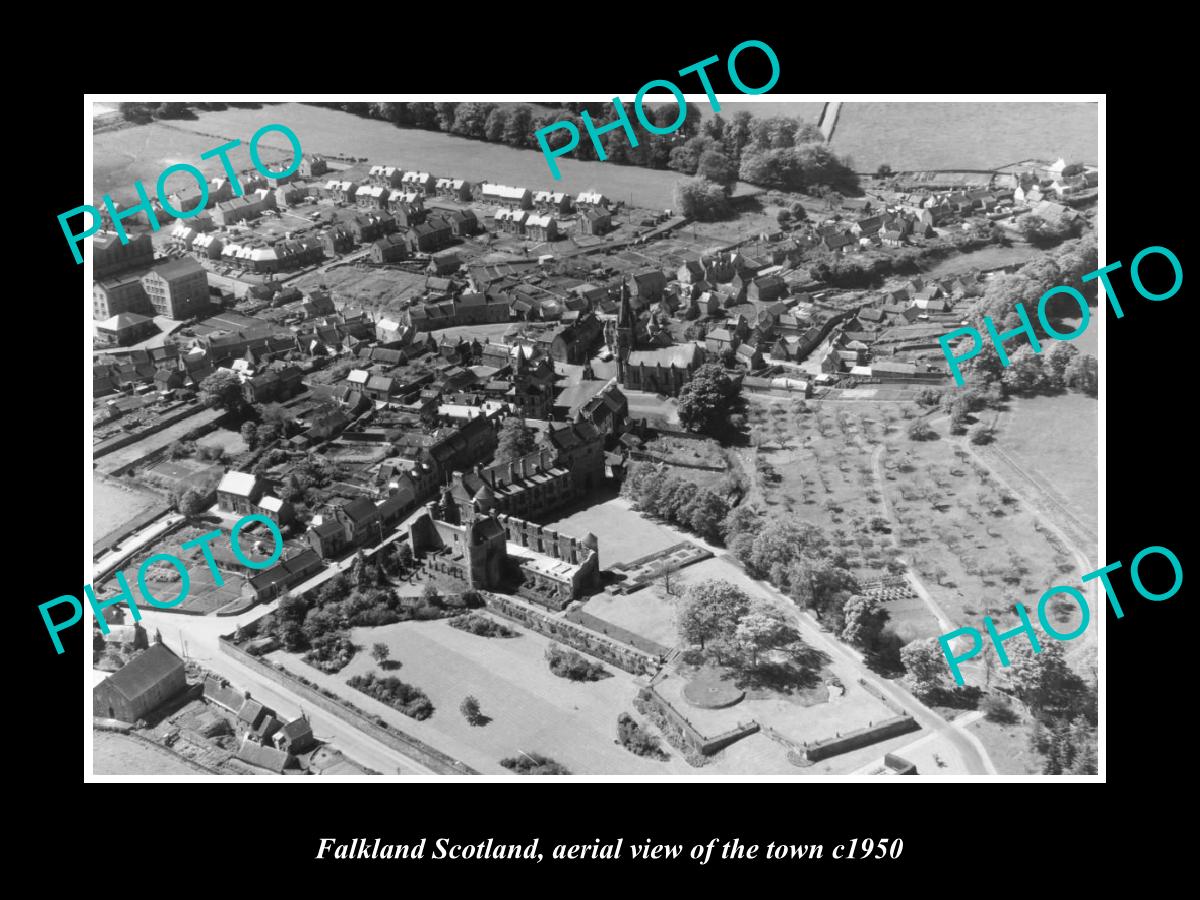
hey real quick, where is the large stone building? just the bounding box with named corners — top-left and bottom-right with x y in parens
top-left (142, 257), bottom-right (210, 319)
top-left (93, 231), bottom-right (155, 279)
top-left (93, 643), bottom-right (187, 723)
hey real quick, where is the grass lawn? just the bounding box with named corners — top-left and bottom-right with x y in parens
top-left (543, 497), bottom-right (681, 568)
top-left (194, 428), bottom-right (248, 457)
top-left (969, 712), bottom-right (1045, 775)
top-left (992, 391), bottom-right (1098, 536)
top-left (581, 586), bottom-right (679, 649)
top-left (829, 101), bottom-right (1097, 171)
top-left (336, 619), bottom-right (691, 775)
top-left (921, 242), bottom-right (1044, 277)
top-left (93, 476), bottom-right (163, 537)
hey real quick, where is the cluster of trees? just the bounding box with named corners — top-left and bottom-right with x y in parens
top-left (998, 344), bottom-right (1097, 397)
top-left (272, 556), bottom-right (461, 665)
top-left (171, 486), bottom-right (213, 518)
top-left (198, 371), bottom-right (246, 413)
top-left (677, 364), bottom-right (741, 435)
top-left (1020, 214), bottom-right (1083, 249)
top-left (312, 100), bottom-right (699, 169)
top-left (448, 612), bottom-right (517, 639)
top-left (677, 580), bottom-right (800, 669)
top-left (620, 462), bottom-right (731, 544)
top-left (672, 177), bottom-right (733, 221)
top-left (494, 416), bottom-right (537, 466)
top-left (900, 638), bottom-right (1096, 774)
top-left (346, 671), bottom-right (434, 720)
top-left (616, 712), bottom-right (668, 760)
top-left (117, 101), bottom-right (260, 124)
top-left (500, 753), bottom-right (571, 775)
top-left (722, 509), bottom-right (860, 630)
top-left (545, 645), bottom-right (608, 682)
top-left (956, 236), bottom-right (1100, 398)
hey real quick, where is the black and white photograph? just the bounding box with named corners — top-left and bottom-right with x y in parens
top-left (77, 94), bottom-right (1107, 782)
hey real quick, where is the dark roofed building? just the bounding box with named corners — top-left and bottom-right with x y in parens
top-left (93, 644), bottom-right (187, 723)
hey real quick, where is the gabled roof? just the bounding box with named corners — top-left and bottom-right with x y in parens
top-left (217, 471), bottom-right (259, 497)
top-left (99, 644), bottom-right (184, 703)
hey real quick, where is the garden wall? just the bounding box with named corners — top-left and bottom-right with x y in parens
top-left (480, 591), bottom-right (660, 675)
top-left (637, 686), bottom-right (759, 756)
top-left (218, 632), bottom-right (477, 775)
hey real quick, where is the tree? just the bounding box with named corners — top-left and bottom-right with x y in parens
top-left (900, 638), bottom-right (948, 699)
top-left (875, 163), bottom-right (895, 180)
top-left (460, 695), bottom-right (482, 725)
top-left (483, 106), bottom-right (509, 142)
top-left (199, 371), bottom-right (243, 410)
top-left (240, 421), bottom-right (259, 450)
top-left (1005, 642), bottom-right (1087, 718)
top-left (677, 363), bottom-right (738, 434)
top-left (1000, 345), bottom-right (1047, 395)
top-left (1045, 342), bottom-right (1079, 392)
top-left (969, 424), bottom-right (994, 445)
top-left (1064, 353), bottom-right (1098, 397)
top-left (278, 593), bottom-right (308, 626)
top-left (421, 583), bottom-right (442, 608)
top-left (259, 402), bottom-right (293, 432)
top-left (840, 594), bottom-right (889, 652)
top-left (118, 102), bottom-right (153, 124)
top-left (396, 542), bottom-right (414, 572)
top-left (672, 177), bottom-right (732, 221)
top-left (503, 105), bottom-right (534, 148)
top-left (907, 420), bottom-right (935, 441)
top-left (154, 102), bottom-right (191, 120)
top-left (678, 580), bottom-right (750, 660)
top-left (695, 150), bottom-right (738, 191)
top-left (776, 209), bottom-right (793, 227)
top-left (174, 488), bottom-right (207, 518)
top-left (495, 416), bottom-right (536, 465)
top-left (371, 643), bottom-right (390, 665)
top-left (735, 602), bottom-right (797, 668)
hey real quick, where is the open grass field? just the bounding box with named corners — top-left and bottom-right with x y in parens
top-left (581, 586), bottom-right (679, 649)
top-left (991, 391), bottom-right (1098, 536)
top-left (311, 617), bottom-right (698, 775)
top-left (93, 476), bottom-right (163, 537)
top-left (93, 729), bottom-right (212, 775)
top-left (830, 101), bottom-right (1098, 171)
top-left (920, 242), bottom-right (1045, 277)
top-left (116, 103), bottom-right (728, 211)
top-left (968, 710), bottom-right (1045, 775)
top-left (544, 497), bottom-right (681, 568)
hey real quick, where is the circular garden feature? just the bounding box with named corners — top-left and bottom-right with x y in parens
top-left (682, 666), bottom-right (745, 709)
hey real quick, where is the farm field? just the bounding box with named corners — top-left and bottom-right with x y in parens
top-left (920, 242), bottom-right (1045, 278)
top-left (108, 103), bottom-right (751, 211)
top-left (990, 391), bottom-right (1098, 537)
top-left (93, 729), bottom-right (212, 774)
top-left (93, 476), bottom-right (163, 537)
top-left (830, 102), bottom-right (1098, 171)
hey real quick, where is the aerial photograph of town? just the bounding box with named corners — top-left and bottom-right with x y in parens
top-left (88, 97), bottom-right (1099, 778)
